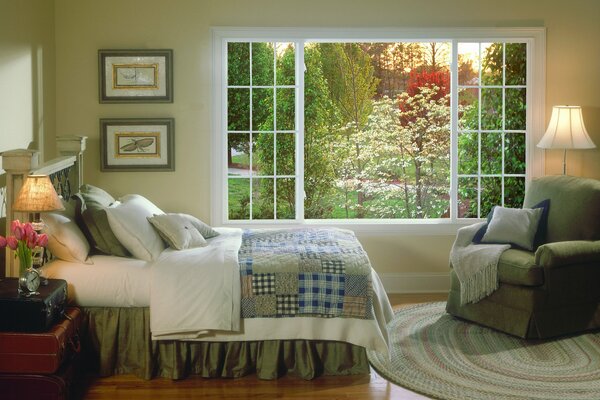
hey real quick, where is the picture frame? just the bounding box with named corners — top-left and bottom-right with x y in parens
top-left (100, 118), bottom-right (175, 171)
top-left (98, 49), bottom-right (173, 103)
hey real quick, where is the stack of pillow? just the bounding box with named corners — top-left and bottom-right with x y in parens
top-left (42, 184), bottom-right (219, 264)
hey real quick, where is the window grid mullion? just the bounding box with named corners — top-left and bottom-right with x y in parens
top-left (501, 42), bottom-right (506, 207)
top-left (249, 42), bottom-right (254, 221)
top-left (450, 40), bottom-right (459, 221)
top-left (273, 44), bottom-right (278, 220)
top-left (477, 42), bottom-right (482, 218)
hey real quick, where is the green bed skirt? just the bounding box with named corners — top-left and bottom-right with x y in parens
top-left (80, 307), bottom-right (369, 380)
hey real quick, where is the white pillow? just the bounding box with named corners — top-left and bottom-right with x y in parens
top-left (105, 194), bottom-right (165, 261)
top-left (481, 206), bottom-right (543, 251)
top-left (42, 203), bottom-right (92, 264)
top-left (147, 213), bottom-right (208, 250)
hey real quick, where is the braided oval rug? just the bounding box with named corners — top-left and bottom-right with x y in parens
top-left (367, 302), bottom-right (600, 400)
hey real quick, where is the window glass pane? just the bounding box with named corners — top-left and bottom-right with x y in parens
top-left (228, 133), bottom-right (250, 176)
top-left (481, 42), bottom-right (503, 86)
top-left (481, 177), bottom-right (502, 216)
top-left (481, 132), bottom-right (502, 175)
top-left (304, 41), bottom-right (451, 219)
top-left (504, 132), bottom-right (526, 174)
top-left (458, 177), bottom-right (478, 218)
top-left (458, 132), bottom-right (478, 175)
top-left (505, 88), bottom-right (526, 130)
top-left (276, 178), bottom-right (295, 219)
top-left (254, 133), bottom-right (274, 176)
top-left (252, 88), bottom-right (274, 130)
top-left (458, 42), bottom-right (480, 86)
top-left (227, 88), bottom-right (249, 131)
top-left (228, 42), bottom-right (249, 86)
top-left (481, 88), bottom-right (503, 130)
top-left (228, 178), bottom-right (250, 220)
top-left (505, 43), bottom-right (526, 86)
top-left (276, 88), bottom-right (295, 131)
top-left (458, 88), bottom-right (479, 130)
top-left (276, 43), bottom-right (295, 85)
top-left (252, 42), bottom-right (274, 86)
top-left (276, 133), bottom-right (295, 176)
top-left (252, 178), bottom-right (274, 219)
top-left (504, 177), bottom-right (525, 208)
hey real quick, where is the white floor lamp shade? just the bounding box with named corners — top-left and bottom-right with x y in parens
top-left (537, 105), bottom-right (596, 174)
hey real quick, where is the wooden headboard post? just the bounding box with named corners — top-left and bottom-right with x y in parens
top-left (56, 136), bottom-right (87, 192)
top-left (1, 136), bottom-right (87, 277)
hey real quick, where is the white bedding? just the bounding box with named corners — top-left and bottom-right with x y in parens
top-left (43, 227), bottom-right (394, 353)
top-left (150, 228), bottom-right (242, 337)
top-left (43, 254), bottom-right (150, 307)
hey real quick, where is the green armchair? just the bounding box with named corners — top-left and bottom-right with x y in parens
top-left (446, 175), bottom-right (600, 338)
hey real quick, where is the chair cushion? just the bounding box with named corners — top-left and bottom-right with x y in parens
top-left (524, 176), bottom-right (600, 243)
top-left (498, 249), bottom-right (544, 286)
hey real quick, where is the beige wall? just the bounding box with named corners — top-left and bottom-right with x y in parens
top-left (0, 0), bottom-right (55, 162)
top-left (49, 0), bottom-right (599, 276)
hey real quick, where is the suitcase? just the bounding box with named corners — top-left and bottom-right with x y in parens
top-left (0, 307), bottom-right (81, 374)
top-left (0, 352), bottom-right (83, 400)
top-left (0, 278), bottom-right (67, 332)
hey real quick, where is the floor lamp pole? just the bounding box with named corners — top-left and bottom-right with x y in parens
top-left (562, 149), bottom-right (567, 175)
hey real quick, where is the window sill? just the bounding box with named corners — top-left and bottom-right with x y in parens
top-left (219, 218), bottom-right (481, 236)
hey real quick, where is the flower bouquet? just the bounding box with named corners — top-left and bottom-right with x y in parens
top-left (0, 220), bottom-right (48, 275)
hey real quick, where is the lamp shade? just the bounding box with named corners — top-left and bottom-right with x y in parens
top-left (12, 175), bottom-right (64, 212)
top-left (537, 106), bottom-right (596, 149)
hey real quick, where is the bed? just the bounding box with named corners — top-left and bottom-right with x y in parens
top-left (2, 138), bottom-right (393, 380)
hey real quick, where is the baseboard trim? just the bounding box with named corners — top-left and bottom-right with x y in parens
top-left (379, 272), bottom-right (451, 293)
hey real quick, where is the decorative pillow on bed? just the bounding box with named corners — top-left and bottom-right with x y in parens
top-left (73, 185), bottom-right (130, 257)
top-left (105, 194), bottom-right (165, 261)
top-left (147, 213), bottom-right (208, 250)
top-left (184, 214), bottom-right (220, 239)
top-left (42, 199), bottom-right (92, 264)
top-left (480, 206), bottom-right (544, 251)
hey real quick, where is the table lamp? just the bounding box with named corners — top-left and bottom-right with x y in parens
top-left (537, 105), bottom-right (596, 175)
top-left (12, 174), bottom-right (64, 227)
top-left (12, 175), bottom-right (64, 274)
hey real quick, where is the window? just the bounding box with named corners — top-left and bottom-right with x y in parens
top-left (212, 28), bottom-right (545, 227)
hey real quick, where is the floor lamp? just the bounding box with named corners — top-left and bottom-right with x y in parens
top-left (537, 105), bottom-right (596, 175)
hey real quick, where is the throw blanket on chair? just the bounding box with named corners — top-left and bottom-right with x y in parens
top-left (450, 222), bottom-right (510, 305)
top-left (239, 228), bottom-right (374, 320)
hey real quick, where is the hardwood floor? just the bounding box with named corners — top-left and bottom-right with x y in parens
top-left (82, 293), bottom-right (448, 400)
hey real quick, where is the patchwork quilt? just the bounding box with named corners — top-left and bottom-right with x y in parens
top-left (239, 228), bottom-right (374, 320)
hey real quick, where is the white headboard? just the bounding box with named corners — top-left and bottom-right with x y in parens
top-left (1, 136), bottom-right (87, 277)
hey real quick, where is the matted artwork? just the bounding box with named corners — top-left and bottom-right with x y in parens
top-left (98, 49), bottom-right (173, 103)
top-left (100, 118), bottom-right (175, 171)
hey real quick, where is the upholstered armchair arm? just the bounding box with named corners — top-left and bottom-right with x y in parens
top-left (535, 240), bottom-right (600, 268)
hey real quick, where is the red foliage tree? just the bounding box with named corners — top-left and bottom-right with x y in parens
top-left (405, 70), bottom-right (450, 101)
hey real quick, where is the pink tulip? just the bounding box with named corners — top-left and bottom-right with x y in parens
top-left (27, 231), bottom-right (38, 249)
top-left (36, 233), bottom-right (48, 247)
top-left (24, 223), bottom-right (34, 239)
top-left (13, 225), bottom-right (24, 240)
top-left (6, 236), bottom-right (18, 250)
top-left (10, 220), bottom-right (21, 235)
top-left (0, 236), bottom-right (6, 248)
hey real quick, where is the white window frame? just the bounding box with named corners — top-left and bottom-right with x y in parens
top-left (211, 27), bottom-right (545, 235)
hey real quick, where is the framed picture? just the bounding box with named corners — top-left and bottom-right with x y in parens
top-left (98, 49), bottom-right (173, 103)
top-left (100, 118), bottom-right (175, 171)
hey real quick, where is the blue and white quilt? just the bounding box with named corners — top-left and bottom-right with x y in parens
top-left (238, 228), bottom-right (374, 320)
